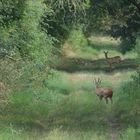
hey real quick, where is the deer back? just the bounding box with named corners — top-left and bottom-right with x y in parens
top-left (95, 87), bottom-right (113, 98)
top-left (107, 56), bottom-right (121, 64)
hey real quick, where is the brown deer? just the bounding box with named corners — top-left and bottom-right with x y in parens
top-left (94, 78), bottom-right (113, 104)
top-left (104, 51), bottom-right (121, 68)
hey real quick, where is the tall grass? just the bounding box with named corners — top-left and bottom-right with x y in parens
top-left (0, 127), bottom-right (139, 140)
top-left (0, 69), bottom-right (139, 139)
top-left (118, 127), bottom-right (140, 140)
top-left (0, 127), bottom-right (108, 140)
top-left (112, 71), bottom-right (140, 128)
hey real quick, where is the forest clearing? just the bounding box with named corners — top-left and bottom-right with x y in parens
top-left (0, 0), bottom-right (140, 140)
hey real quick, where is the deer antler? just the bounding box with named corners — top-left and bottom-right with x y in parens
top-left (94, 77), bottom-right (101, 84)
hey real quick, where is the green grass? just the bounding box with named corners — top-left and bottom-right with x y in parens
top-left (0, 128), bottom-right (108, 140)
top-left (1, 35), bottom-right (139, 139)
top-left (118, 127), bottom-right (140, 140)
top-left (0, 127), bottom-right (139, 140)
top-left (46, 72), bottom-right (75, 95)
top-left (112, 74), bottom-right (140, 127)
top-left (63, 35), bottom-right (138, 60)
top-left (1, 69), bottom-right (135, 127)
top-left (42, 129), bottom-right (108, 140)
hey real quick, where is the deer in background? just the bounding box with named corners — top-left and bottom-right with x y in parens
top-left (104, 51), bottom-right (121, 69)
top-left (94, 78), bottom-right (113, 104)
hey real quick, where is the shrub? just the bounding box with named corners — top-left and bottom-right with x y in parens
top-left (67, 26), bottom-right (88, 50)
top-left (112, 72), bottom-right (140, 127)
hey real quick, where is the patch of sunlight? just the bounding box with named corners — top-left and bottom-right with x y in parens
top-left (64, 70), bottom-right (136, 89)
top-left (44, 129), bottom-right (107, 140)
top-left (88, 36), bottom-right (121, 46)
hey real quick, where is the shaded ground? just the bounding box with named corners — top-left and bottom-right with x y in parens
top-left (53, 57), bottom-right (139, 72)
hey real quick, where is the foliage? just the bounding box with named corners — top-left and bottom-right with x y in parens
top-left (119, 38), bottom-right (136, 54)
top-left (0, 0), bottom-right (26, 26)
top-left (16, 0), bottom-right (53, 62)
top-left (0, 0), bottom-right (54, 63)
top-left (67, 26), bottom-right (88, 50)
top-left (118, 127), bottom-right (140, 140)
top-left (136, 37), bottom-right (140, 55)
top-left (42, 0), bottom-right (90, 46)
top-left (112, 72), bottom-right (140, 127)
top-left (0, 0), bottom-right (26, 57)
top-left (85, 0), bottom-right (140, 53)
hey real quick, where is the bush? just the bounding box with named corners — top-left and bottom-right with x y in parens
top-left (112, 72), bottom-right (140, 127)
top-left (118, 127), bottom-right (140, 140)
top-left (119, 38), bottom-right (136, 54)
top-left (67, 26), bottom-right (88, 50)
top-left (46, 71), bottom-right (74, 95)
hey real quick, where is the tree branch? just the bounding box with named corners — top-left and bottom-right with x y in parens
top-left (128, 0), bottom-right (140, 14)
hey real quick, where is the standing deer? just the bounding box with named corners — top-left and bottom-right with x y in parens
top-left (104, 51), bottom-right (121, 68)
top-left (94, 78), bottom-right (113, 104)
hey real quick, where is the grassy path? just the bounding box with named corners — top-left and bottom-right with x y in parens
top-left (61, 70), bottom-right (135, 140)
top-left (108, 116), bottom-right (121, 140)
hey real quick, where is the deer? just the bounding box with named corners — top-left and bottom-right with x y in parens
top-left (94, 78), bottom-right (113, 104)
top-left (104, 51), bottom-right (121, 69)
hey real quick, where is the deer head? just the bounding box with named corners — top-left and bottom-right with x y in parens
top-left (104, 51), bottom-right (108, 59)
top-left (94, 77), bottom-right (101, 88)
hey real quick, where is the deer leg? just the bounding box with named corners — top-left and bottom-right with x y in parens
top-left (110, 97), bottom-right (113, 104)
top-left (99, 96), bottom-right (103, 101)
top-left (105, 98), bottom-right (108, 104)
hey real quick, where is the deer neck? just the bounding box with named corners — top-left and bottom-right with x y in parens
top-left (96, 86), bottom-right (102, 91)
top-left (95, 87), bottom-right (103, 94)
top-left (105, 53), bottom-right (108, 59)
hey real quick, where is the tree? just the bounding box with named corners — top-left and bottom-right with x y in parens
top-left (43, 0), bottom-right (90, 45)
top-left (85, 0), bottom-right (140, 53)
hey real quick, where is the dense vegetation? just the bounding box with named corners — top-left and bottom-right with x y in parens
top-left (0, 0), bottom-right (140, 139)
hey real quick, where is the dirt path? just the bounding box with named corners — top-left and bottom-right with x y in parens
top-left (108, 117), bottom-right (121, 140)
